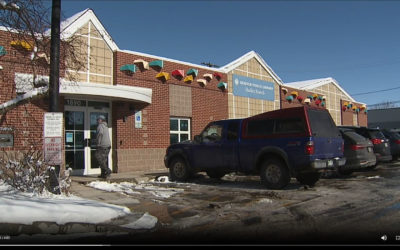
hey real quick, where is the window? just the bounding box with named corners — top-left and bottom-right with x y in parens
top-left (247, 119), bottom-right (274, 137)
top-left (170, 118), bottom-right (191, 145)
top-left (275, 118), bottom-right (305, 134)
top-left (201, 124), bottom-right (223, 142)
top-left (227, 121), bottom-right (240, 141)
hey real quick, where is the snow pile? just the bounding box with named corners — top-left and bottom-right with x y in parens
top-left (88, 179), bottom-right (184, 199)
top-left (88, 181), bottom-right (140, 195)
top-left (121, 212), bottom-right (158, 230)
top-left (0, 180), bottom-right (131, 225)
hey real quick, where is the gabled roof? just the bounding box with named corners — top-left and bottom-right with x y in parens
top-left (284, 77), bottom-right (357, 103)
top-left (57, 8), bottom-right (118, 51)
top-left (219, 51), bottom-right (284, 85)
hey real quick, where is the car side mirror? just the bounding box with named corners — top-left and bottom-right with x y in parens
top-left (194, 135), bottom-right (202, 143)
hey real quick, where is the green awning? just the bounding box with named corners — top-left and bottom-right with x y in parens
top-left (149, 60), bottom-right (163, 68)
top-left (120, 64), bottom-right (136, 73)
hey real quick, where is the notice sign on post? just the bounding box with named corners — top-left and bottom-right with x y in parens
top-left (44, 137), bottom-right (62, 165)
top-left (44, 112), bottom-right (63, 137)
top-left (44, 112), bottom-right (63, 165)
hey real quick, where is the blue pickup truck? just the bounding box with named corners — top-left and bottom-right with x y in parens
top-left (164, 106), bottom-right (346, 189)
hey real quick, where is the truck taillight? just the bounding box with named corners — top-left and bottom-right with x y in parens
top-left (395, 139), bottom-right (400, 145)
top-left (305, 141), bottom-right (314, 155)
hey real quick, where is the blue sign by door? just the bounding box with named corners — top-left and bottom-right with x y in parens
top-left (233, 74), bottom-right (275, 101)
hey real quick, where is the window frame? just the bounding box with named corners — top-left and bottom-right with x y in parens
top-left (170, 117), bottom-right (191, 145)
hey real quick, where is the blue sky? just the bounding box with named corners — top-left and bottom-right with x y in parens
top-left (60, 0), bottom-right (400, 107)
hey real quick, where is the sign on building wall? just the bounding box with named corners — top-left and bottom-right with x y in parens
top-left (135, 110), bottom-right (142, 129)
top-left (233, 74), bottom-right (275, 101)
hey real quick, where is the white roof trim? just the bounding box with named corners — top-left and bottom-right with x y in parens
top-left (58, 8), bottom-right (118, 51)
top-left (284, 77), bottom-right (359, 103)
top-left (60, 81), bottom-right (152, 104)
top-left (219, 51), bottom-right (284, 85)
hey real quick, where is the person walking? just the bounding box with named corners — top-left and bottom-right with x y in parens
top-left (95, 115), bottom-right (111, 179)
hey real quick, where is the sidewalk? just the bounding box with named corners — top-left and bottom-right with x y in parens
top-left (71, 168), bottom-right (170, 185)
top-left (4, 169), bottom-right (170, 244)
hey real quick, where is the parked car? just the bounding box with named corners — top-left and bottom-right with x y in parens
top-left (381, 129), bottom-right (400, 160)
top-left (338, 126), bottom-right (392, 165)
top-left (164, 106), bottom-right (346, 189)
top-left (337, 127), bottom-right (376, 175)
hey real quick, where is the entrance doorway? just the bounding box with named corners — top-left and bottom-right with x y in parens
top-left (64, 99), bottom-right (111, 175)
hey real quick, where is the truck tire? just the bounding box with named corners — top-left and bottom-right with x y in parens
top-left (169, 157), bottom-right (192, 182)
top-left (296, 172), bottom-right (320, 187)
top-left (206, 169), bottom-right (225, 179)
top-left (260, 159), bottom-right (290, 190)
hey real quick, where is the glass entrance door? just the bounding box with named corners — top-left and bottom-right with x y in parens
top-left (88, 110), bottom-right (109, 175)
top-left (64, 99), bottom-right (111, 176)
top-left (65, 109), bottom-right (86, 175)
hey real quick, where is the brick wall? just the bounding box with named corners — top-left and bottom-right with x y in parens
top-left (113, 51), bottom-right (228, 172)
top-left (280, 86), bottom-right (328, 110)
top-left (341, 99), bottom-right (368, 126)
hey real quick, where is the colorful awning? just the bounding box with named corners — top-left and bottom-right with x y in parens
top-left (213, 72), bottom-right (222, 80)
top-left (187, 68), bottom-right (198, 77)
top-left (203, 73), bottom-right (213, 81)
top-left (10, 40), bottom-right (33, 51)
top-left (156, 72), bottom-right (170, 81)
top-left (120, 64), bottom-right (136, 73)
top-left (197, 79), bottom-right (207, 87)
top-left (217, 82), bottom-right (227, 90)
top-left (149, 60), bottom-right (163, 69)
top-left (0, 46), bottom-right (6, 56)
top-left (184, 75), bottom-right (193, 83)
top-left (134, 59), bottom-right (149, 70)
top-left (172, 70), bottom-right (185, 79)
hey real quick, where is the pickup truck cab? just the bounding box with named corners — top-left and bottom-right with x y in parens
top-left (164, 106), bottom-right (346, 189)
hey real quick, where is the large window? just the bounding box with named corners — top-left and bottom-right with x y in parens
top-left (170, 118), bottom-right (191, 145)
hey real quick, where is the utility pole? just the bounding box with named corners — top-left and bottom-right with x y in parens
top-left (49, 0), bottom-right (60, 112)
top-left (47, 0), bottom-right (61, 194)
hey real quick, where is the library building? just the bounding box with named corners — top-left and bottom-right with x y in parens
top-left (0, 9), bottom-right (367, 175)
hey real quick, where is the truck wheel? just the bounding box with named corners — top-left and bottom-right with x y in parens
top-left (169, 157), bottom-right (192, 182)
top-left (206, 169), bottom-right (225, 179)
top-left (260, 159), bottom-right (290, 190)
top-left (296, 172), bottom-right (320, 187)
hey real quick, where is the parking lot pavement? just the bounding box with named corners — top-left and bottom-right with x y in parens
top-left (11, 163), bottom-right (400, 245)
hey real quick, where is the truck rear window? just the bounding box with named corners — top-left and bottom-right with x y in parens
top-left (307, 109), bottom-right (339, 138)
top-left (246, 118), bottom-right (305, 137)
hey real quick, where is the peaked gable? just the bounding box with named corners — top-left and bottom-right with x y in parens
top-left (285, 77), bottom-right (357, 103)
top-left (59, 8), bottom-right (118, 51)
top-left (220, 51), bottom-right (283, 85)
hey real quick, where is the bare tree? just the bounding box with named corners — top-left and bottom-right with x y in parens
top-left (0, 0), bottom-right (86, 110)
top-left (0, 0), bottom-right (84, 194)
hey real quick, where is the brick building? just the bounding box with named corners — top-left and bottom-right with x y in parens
top-left (0, 9), bottom-right (367, 176)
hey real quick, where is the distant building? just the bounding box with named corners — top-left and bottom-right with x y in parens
top-left (368, 108), bottom-right (400, 129)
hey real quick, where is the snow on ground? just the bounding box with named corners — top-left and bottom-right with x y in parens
top-left (0, 180), bottom-right (131, 225)
top-left (121, 212), bottom-right (158, 230)
top-left (88, 177), bottom-right (184, 199)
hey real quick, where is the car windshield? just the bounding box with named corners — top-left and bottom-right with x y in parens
top-left (307, 109), bottom-right (339, 137)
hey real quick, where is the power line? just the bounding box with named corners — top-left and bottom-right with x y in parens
top-left (351, 86), bottom-right (400, 96)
